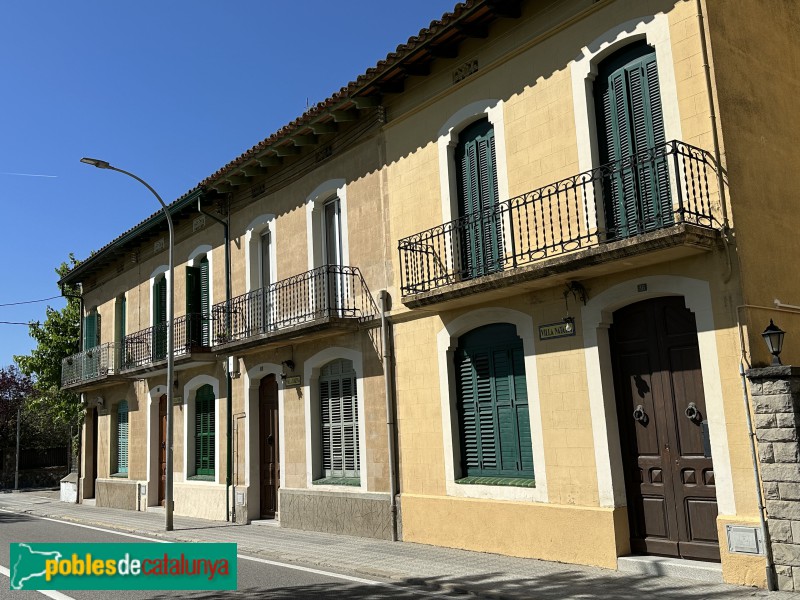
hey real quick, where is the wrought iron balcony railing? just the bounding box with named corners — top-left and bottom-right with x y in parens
top-left (61, 342), bottom-right (122, 388)
top-left (211, 264), bottom-right (377, 347)
top-left (120, 313), bottom-right (210, 370)
top-left (398, 140), bottom-right (720, 296)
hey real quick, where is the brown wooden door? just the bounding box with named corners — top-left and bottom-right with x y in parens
top-left (259, 375), bottom-right (279, 518)
top-left (611, 296), bottom-right (719, 561)
top-left (158, 395), bottom-right (167, 506)
top-left (87, 408), bottom-right (99, 499)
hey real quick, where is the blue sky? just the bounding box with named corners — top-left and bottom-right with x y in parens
top-left (0, 1), bottom-right (456, 368)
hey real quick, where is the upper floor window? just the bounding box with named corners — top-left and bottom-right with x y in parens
top-left (455, 118), bottom-right (502, 278)
top-left (306, 180), bottom-right (349, 272)
top-left (323, 196), bottom-right (343, 267)
top-left (186, 254), bottom-right (210, 347)
top-left (83, 308), bottom-right (101, 351)
top-left (153, 274), bottom-right (167, 361)
top-left (594, 42), bottom-right (670, 238)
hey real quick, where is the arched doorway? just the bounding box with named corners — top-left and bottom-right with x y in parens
top-left (610, 296), bottom-right (718, 561)
top-left (158, 394), bottom-right (167, 506)
top-left (259, 375), bottom-right (280, 518)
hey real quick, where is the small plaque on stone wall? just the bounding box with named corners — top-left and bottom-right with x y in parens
top-left (284, 375), bottom-right (301, 387)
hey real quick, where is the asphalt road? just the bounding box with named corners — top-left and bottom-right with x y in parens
top-left (0, 511), bottom-right (449, 599)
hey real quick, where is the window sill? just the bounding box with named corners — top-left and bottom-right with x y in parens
top-left (110, 472), bottom-right (128, 479)
top-left (455, 476), bottom-right (535, 488)
top-left (187, 475), bottom-right (215, 482)
top-left (312, 477), bottom-right (361, 487)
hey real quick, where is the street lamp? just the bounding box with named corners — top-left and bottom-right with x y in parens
top-left (80, 157), bottom-right (176, 531)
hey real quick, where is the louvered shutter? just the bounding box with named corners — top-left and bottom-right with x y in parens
top-left (153, 277), bottom-right (167, 360)
top-left (84, 312), bottom-right (97, 351)
top-left (456, 119), bottom-right (502, 279)
top-left (186, 266), bottom-right (199, 348)
top-left (455, 324), bottom-right (534, 479)
top-left (597, 43), bottom-right (671, 238)
top-left (200, 257), bottom-right (210, 346)
top-left (195, 384), bottom-right (215, 476)
top-left (319, 359), bottom-right (359, 478)
top-left (117, 401), bottom-right (129, 474)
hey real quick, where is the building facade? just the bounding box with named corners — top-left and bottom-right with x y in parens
top-left (61, 0), bottom-right (800, 588)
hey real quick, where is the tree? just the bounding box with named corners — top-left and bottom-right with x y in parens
top-left (0, 365), bottom-right (33, 450)
top-left (14, 255), bottom-right (82, 429)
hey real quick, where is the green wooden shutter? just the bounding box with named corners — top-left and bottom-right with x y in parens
top-left (153, 276), bottom-right (167, 360)
top-left (195, 384), bottom-right (215, 476)
top-left (117, 401), bottom-right (129, 474)
top-left (200, 257), bottom-right (210, 347)
top-left (186, 266), bottom-right (199, 347)
top-left (319, 359), bottom-right (359, 478)
top-left (84, 312), bottom-right (97, 351)
top-left (456, 119), bottom-right (502, 279)
top-left (455, 324), bottom-right (533, 479)
top-left (597, 43), bottom-right (671, 238)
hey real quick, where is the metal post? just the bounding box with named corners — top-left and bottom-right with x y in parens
top-left (80, 158), bottom-right (175, 531)
top-left (14, 405), bottom-right (21, 491)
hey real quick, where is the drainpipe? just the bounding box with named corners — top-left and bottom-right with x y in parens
top-left (61, 283), bottom-right (83, 504)
top-left (379, 290), bottom-right (399, 541)
top-left (696, 0), bottom-right (728, 230)
top-left (197, 196), bottom-right (233, 522)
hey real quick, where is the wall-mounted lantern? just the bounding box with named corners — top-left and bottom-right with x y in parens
top-left (762, 319), bottom-right (786, 366)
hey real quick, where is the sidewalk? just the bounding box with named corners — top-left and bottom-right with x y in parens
top-left (0, 490), bottom-right (789, 599)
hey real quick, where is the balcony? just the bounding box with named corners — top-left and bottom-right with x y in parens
top-left (398, 140), bottom-right (723, 308)
top-left (61, 342), bottom-right (124, 390)
top-left (119, 313), bottom-right (212, 373)
top-left (211, 264), bottom-right (377, 353)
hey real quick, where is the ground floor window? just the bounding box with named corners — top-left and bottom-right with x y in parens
top-left (319, 358), bottom-right (359, 480)
top-left (195, 384), bottom-right (215, 476)
top-left (455, 323), bottom-right (534, 480)
top-left (115, 400), bottom-right (129, 476)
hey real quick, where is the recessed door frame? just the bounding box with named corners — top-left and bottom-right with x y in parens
top-left (581, 276), bottom-right (735, 518)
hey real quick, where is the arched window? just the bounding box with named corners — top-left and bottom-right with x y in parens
top-left (195, 384), bottom-right (215, 476)
top-left (455, 323), bottom-right (533, 479)
top-left (116, 400), bottom-right (129, 475)
top-left (319, 359), bottom-right (359, 480)
top-left (595, 42), bottom-right (671, 238)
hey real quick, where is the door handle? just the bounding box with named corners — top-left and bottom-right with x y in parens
top-left (685, 402), bottom-right (701, 423)
top-left (633, 404), bottom-right (648, 425)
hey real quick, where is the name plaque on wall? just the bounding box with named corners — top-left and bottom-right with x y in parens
top-left (284, 375), bottom-right (301, 387)
top-left (538, 322), bottom-right (575, 340)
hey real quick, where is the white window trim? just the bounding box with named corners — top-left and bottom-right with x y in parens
top-left (437, 308), bottom-right (548, 503)
top-left (149, 265), bottom-right (169, 328)
top-left (581, 275), bottom-right (735, 515)
top-left (243, 361), bottom-right (285, 518)
top-left (187, 244), bottom-right (214, 310)
top-left (437, 99), bottom-right (511, 225)
top-left (305, 179), bottom-right (350, 271)
top-left (182, 374), bottom-right (221, 484)
top-left (569, 14), bottom-right (682, 231)
top-left (303, 347), bottom-right (367, 492)
top-left (244, 215), bottom-right (278, 293)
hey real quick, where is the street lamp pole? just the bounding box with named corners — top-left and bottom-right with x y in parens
top-left (80, 157), bottom-right (175, 531)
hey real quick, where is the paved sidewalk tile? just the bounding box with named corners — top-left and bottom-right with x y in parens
top-left (0, 491), bottom-right (790, 599)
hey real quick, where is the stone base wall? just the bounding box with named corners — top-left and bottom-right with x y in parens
top-left (96, 478), bottom-right (138, 511)
top-left (279, 488), bottom-right (397, 540)
top-left (749, 365), bottom-right (800, 591)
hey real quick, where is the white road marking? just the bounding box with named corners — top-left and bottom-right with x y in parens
top-left (0, 508), bottom-right (453, 598)
top-left (0, 564), bottom-right (76, 599)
